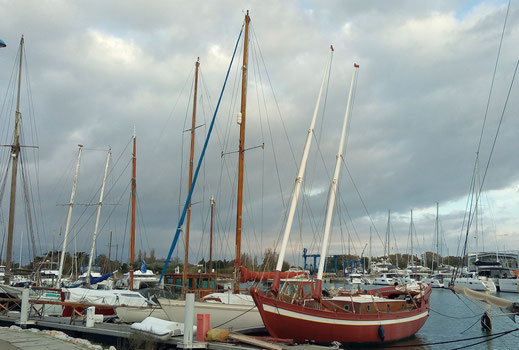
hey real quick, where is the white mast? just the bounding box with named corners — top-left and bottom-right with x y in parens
top-left (87, 149), bottom-right (111, 285)
top-left (410, 209), bottom-right (414, 269)
top-left (57, 145), bottom-right (83, 286)
top-left (271, 46), bottom-right (334, 294)
top-left (313, 63), bottom-right (359, 299)
top-left (19, 230), bottom-right (24, 268)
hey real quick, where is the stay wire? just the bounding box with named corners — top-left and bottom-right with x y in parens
top-left (456, 0), bottom-right (512, 279)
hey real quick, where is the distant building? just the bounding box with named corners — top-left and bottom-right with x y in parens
top-left (467, 251), bottom-right (519, 271)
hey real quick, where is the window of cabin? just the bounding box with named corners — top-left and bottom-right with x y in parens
top-left (303, 284), bottom-right (312, 297)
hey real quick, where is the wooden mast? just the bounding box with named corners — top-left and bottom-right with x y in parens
top-left (5, 36), bottom-right (24, 284)
top-left (183, 57), bottom-right (200, 294)
top-left (234, 11), bottom-right (250, 293)
top-left (130, 130), bottom-right (136, 290)
top-left (209, 196), bottom-right (214, 273)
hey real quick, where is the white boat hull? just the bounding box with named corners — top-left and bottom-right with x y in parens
top-left (422, 278), bottom-right (444, 288)
top-left (444, 277), bottom-right (496, 292)
top-left (158, 297), bottom-right (263, 330)
top-left (498, 279), bottom-right (519, 293)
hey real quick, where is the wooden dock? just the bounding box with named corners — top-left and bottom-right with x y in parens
top-left (0, 326), bottom-right (88, 349)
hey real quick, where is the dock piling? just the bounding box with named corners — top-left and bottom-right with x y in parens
top-left (19, 288), bottom-right (29, 327)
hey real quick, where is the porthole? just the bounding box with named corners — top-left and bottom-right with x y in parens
top-left (401, 303), bottom-right (405, 310)
top-left (387, 304), bottom-right (390, 312)
top-left (344, 304), bottom-right (350, 311)
top-left (366, 305), bottom-right (371, 312)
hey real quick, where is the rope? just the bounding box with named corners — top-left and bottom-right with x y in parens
top-left (429, 307), bottom-right (478, 320)
top-left (212, 304), bottom-right (257, 328)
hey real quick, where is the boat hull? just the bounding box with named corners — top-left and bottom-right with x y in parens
top-left (498, 279), bottom-right (519, 293)
top-left (250, 286), bottom-right (431, 344)
top-left (444, 277), bottom-right (496, 292)
top-left (157, 297), bottom-right (264, 330)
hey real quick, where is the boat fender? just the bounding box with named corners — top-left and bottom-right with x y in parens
top-left (378, 324), bottom-right (385, 341)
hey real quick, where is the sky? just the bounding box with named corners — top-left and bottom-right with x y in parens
top-left (0, 0), bottom-right (518, 271)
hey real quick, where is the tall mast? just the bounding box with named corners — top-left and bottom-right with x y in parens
top-left (209, 196), bottom-right (214, 273)
top-left (130, 130), bottom-right (136, 290)
top-left (183, 57), bottom-right (200, 294)
top-left (435, 202), bottom-right (439, 270)
top-left (57, 144), bottom-right (83, 286)
top-left (271, 46), bottom-right (334, 294)
top-left (313, 64), bottom-right (359, 300)
top-left (385, 209), bottom-right (391, 258)
top-left (234, 10), bottom-right (250, 293)
top-left (87, 149), bottom-right (111, 285)
top-left (369, 226), bottom-right (372, 271)
top-left (410, 209), bottom-right (414, 269)
top-left (5, 36), bottom-right (24, 284)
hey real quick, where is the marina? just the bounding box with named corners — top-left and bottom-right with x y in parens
top-left (1, 1), bottom-right (519, 349)
top-left (0, 287), bottom-right (517, 349)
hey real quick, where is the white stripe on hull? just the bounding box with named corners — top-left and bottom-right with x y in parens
top-left (263, 304), bottom-right (429, 326)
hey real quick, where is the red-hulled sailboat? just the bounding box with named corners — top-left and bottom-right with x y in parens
top-left (250, 59), bottom-right (431, 344)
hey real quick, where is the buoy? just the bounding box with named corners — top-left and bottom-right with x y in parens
top-left (378, 324), bottom-right (385, 341)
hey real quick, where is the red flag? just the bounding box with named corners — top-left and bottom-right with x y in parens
top-left (354, 63), bottom-right (359, 68)
top-left (330, 45), bottom-right (334, 51)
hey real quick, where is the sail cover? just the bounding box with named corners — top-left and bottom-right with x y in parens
top-left (452, 285), bottom-right (519, 321)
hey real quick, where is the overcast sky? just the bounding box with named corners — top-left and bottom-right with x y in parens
top-left (0, 0), bottom-right (518, 271)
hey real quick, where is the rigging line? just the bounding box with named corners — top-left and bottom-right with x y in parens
top-left (121, 193), bottom-right (130, 263)
top-left (136, 191), bottom-right (150, 254)
top-left (20, 153), bottom-right (37, 259)
top-left (63, 156), bottom-right (132, 250)
top-left (428, 306), bottom-right (480, 319)
top-left (337, 190), bottom-right (362, 256)
top-left (250, 34), bottom-right (265, 256)
top-left (158, 64), bottom-right (196, 143)
top-left (341, 157), bottom-right (384, 248)
top-left (456, 0), bottom-right (512, 277)
top-left (475, 0), bottom-right (511, 157)
top-left (473, 59), bottom-right (519, 221)
top-left (250, 24), bottom-right (297, 168)
top-left (0, 43), bottom-right (19, 143)
top-left (159, 20), bottom-right (245, 283)
top-left (23, 47), bottom-right (39, 149)
top-left (95, 180), bottom-right (132, 243)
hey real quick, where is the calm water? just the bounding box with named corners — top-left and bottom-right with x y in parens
top-left (348, 287), bottom-right (519, 350)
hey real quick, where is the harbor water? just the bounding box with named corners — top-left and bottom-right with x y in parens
top-left (350, 287), bottom-right (519, 350)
